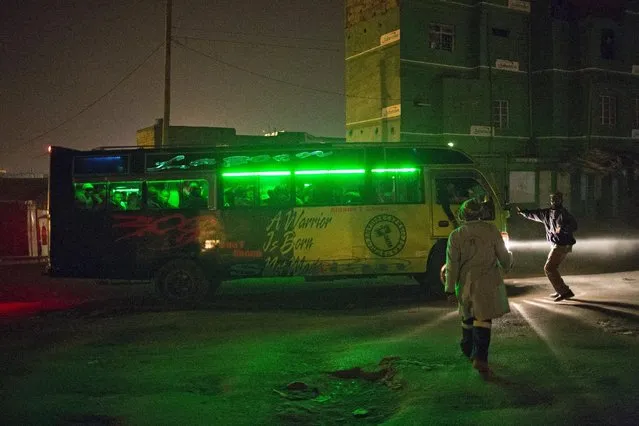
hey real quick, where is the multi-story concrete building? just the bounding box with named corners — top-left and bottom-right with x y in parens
top-left (345, 0), bottom-right (639, 220)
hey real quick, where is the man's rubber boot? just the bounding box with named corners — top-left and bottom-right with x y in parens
top-left (460, 318), bottom-right (474, 359)
top-left (471, 320), bottom-right (492, 375)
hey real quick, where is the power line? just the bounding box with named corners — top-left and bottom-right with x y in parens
top-left (172, 26), bottom-right (341, 44)
top-left (176, 35), bottom-right (340, 52)
top-left (173, 40), bottom-right (400, 102)
top-left (21, 42), bottom-right (164, 147)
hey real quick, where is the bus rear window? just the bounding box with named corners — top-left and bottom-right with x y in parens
top-left (74, 156), bottom-right (128, 175)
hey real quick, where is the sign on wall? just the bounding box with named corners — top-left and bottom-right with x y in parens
top-left (382, 104), bottom-right (401, 118)
top-left (495, 59), bottom-right (520, 71)
top-left (508, 0), bottom-right (530, 13)
top-left (632, 129), bottom-right (639, 139)
top-left (380, 30), bottom-right (400, 46)
top-left (631, 65), bottom-right (639, 75)
top-left (470, 125), bottom-right (493, 136)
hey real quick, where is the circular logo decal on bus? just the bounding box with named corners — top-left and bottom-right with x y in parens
top-left (364, 214), bottom-right (407, 257)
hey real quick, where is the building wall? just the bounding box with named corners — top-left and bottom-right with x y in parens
top-left (344, 0), bottom-right (639, 221)
top-left (345, 2), bottom-right (401, 142)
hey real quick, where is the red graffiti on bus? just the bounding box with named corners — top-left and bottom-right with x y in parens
top-left (112, 214), bottom-right (220, 248)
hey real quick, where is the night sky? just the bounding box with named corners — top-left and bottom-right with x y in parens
top-left (0, 0), bottom-right (345, 174)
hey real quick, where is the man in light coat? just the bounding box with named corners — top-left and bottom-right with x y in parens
top-left (445, 199), bottom-right (513, 375)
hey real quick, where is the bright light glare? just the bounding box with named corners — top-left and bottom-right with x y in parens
top-left (447, 142), bottom-right (455, 147)
top-left (508, 238), bottom-right (639, 255)
top-left (501, 232), bottom-right (510, 251)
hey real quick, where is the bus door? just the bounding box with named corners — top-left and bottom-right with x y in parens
top-left (431, 172), bottom-right (495, 239)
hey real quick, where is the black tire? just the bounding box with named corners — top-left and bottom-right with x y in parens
top-left (154, 259), bottom-right (209, 302)
top-left (416, 241), bottom-right (446, 298)
top-left (206, 275), bottom-right (223, 297)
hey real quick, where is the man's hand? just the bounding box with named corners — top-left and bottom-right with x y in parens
top-left (446, 292), bottom-right (458, 305)
top-left (516, 206), bottom-right (522, 215)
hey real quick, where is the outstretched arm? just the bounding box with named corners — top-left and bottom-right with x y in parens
top-left (517, 206), bottom-right (547, 223)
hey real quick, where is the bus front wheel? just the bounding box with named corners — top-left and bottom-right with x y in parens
top-left (154, 259), bottom-right (209, 302)
top-left (416, 242), bottom-right (446, 298)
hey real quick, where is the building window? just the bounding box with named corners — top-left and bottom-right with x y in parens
top-left (551, 0), bottom-right (574, 21)
top-left (492, 100), bottom-right (509, 129)
top-left (492, 28), bottom-right (510, 38)
top-left (600, 95), bottom-right (616, 126)
top-left (600, 29), bottom-right (615, 60)
top-left (429, 24), bottom-right (454, 52)
top-left (634, 97), bottom-right (639, 129)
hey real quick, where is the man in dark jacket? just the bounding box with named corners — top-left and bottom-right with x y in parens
top-left (517, 192), bottom-right (578, 302)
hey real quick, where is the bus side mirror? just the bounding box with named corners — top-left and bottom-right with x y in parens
top-left (504, 203), bottom-right (511, 219)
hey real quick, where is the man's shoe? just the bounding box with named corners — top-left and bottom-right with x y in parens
top-left (553, 290), bottom-right (575, 302)
top-left (472, 359), bottom-right (490, 373)
top-left (549, 292), bottom-right (559, 298)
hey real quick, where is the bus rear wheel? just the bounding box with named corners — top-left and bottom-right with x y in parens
top-left (154, 259), bottom-right (209, 302)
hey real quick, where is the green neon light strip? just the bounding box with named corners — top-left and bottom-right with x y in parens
top-left (371, 168), bottom-right (418, 173)
top-left (222, 171), bottom-right (291, 177)
top-left (294, 169), bottom-right (365, 175)
top-left (222, 169), bottom-right (412, 177)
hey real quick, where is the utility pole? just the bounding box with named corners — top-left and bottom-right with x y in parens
top-left (162, 0), bottom-right (172, 147)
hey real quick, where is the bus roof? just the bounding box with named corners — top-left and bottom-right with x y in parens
top-left (53, 143), bottom-right (475, 166)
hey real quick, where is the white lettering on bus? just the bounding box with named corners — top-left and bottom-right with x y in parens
top-left (294, 210), bottom-right (333, 230)
top-left (264, 255), bottom-right (321, 275)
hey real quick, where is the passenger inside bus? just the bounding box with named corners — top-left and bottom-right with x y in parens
top-left (436, 179), bottom-right (495, 224)
top-left (263, 185), bottom-right (290, 207)
top-left (182, 181), bottom-right (208, 209)
top-left (126, 192), bottom-right (141, 210)
top-left (74, 183), bottom-right (105, 210)
top-left (108, 191), bottom-right (127, 210)
top-left (376, 181), bottom-right (396, 203)
top-left (148, 188), bottom-right (172, 209)
top-left (232, 186), bottom-right (254, 207)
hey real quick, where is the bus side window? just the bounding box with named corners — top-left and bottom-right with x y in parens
top-left (372, 169), bottom-right (423, 204)
top-left (294, 172), bottom-right (364, 206)
top-left (222, 176), bottom-right (257, 208)
top-left (107, 182), bottom-right (142, 211)
top-left (147, 181), bottom-right (181, 209)
top-left (435, 178), bottom-right (494, 220)
top-left (181, 180), bottom-right (209, 209)
top-left (259, 175), bottom-right (291, 207)
top-left (74, 182), bottom-right (106, 210)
